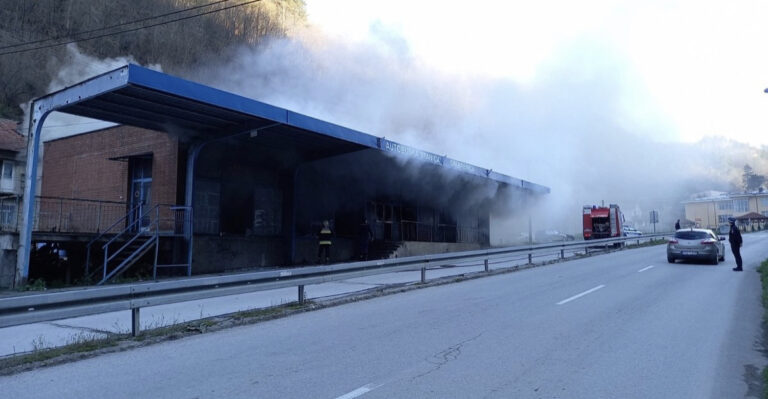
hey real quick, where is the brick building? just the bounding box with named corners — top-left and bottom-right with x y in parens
top-left (42, 125), bottom-right (181, 210)
top-left (16, 64), bottom-right (550, 287)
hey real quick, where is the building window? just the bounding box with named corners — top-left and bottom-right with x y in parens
top-left (718, 214), bottom-right (733, 224)
top-left (734, 199), bottom-right (748, 213)
top-left (717, 201), bottom-right (733, 211)
top-left (0, 201), bottom-right (16, 228)
top-left (0, 160), bottom-right (14, 192)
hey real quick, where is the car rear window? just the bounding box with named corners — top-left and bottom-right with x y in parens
top-left (675, 231), bottom-right (709, 240)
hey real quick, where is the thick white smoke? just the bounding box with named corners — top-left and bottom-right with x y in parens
top-left (21, 44), bottom-right (162, 141)
top-left (31, 30), bottom-right (768, 242)
top-left (193, 28), bottom-right (768, 239)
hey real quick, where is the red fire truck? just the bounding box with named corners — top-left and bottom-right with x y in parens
top-left (583, 204), bottom-right (624, 240)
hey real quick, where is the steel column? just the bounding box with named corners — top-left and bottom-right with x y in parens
top-left (15, 108), bottom-right (51, 287)
top-left (289, 166), bottom-right (299, 264)
top-left (298, 285), bottom-right (305, 304)
top-left (184, 142), bottom-right (203, 277)
top-left (484, 258), bottom-right (489, 272)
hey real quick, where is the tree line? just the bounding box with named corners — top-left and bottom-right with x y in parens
top-left (0, 0), bottom-right (306, 120)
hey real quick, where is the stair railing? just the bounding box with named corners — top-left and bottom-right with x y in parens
top-left (85, 201), bottom-right (143, 277)
top-left (98, 204), bottom-right (161, 285)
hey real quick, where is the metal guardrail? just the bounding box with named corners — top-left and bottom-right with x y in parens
top-left (0, 233), bottom-right (670, 336)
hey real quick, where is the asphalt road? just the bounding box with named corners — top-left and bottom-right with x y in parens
top-left (3, 233), bottom-right (767, 399)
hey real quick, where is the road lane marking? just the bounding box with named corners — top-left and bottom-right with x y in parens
top-left (638, 265), bottom-right (655, 273)
top-left (556, 285), bottom-right (605, 305)
top-left (335, 383), bottom-right (380, 399)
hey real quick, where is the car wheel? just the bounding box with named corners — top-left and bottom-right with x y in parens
top-left (719, 252), bottom-right (725, 262)
top-left (711, 254), bottom-right (719, 265)
top-left (667, 256), bottom-right (675, 264)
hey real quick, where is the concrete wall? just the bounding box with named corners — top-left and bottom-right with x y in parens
top-left (191, 235), bottom-right (357, 273)
top-left (394, 241), bottom-right (485, 258)
top-left (293, 237), bottom-right (356, 265)
top-left (192, 236), bottom-right (285, 274)
top-left (0, 232), bottom-right (18, 288)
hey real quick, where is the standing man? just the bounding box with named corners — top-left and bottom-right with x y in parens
top-left (675, 219), bottom-right (681, 230)
top-left (728, 217), bottom-right (743, 272)
top-left (317, 220), bottom-right (333, 264)
top-left (357, 218), bottom-right (374, 260)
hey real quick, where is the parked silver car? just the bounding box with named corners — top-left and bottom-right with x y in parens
top-left (667, 228), bottom-right (725, 264)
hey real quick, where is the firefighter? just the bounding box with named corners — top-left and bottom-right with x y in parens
top-left (317, 220), bottom-right (332, 264)
top-left (728, 217), bottom-right (743, 272)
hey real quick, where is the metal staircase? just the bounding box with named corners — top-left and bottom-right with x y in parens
top-left (85, 204), bottom-right (192, 285)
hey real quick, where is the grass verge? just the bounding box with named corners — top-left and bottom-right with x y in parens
top-left (757, 258), bottom-right (768, 399)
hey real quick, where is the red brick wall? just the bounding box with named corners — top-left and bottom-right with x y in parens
top-left (41, 126), bottom-right (179, 206)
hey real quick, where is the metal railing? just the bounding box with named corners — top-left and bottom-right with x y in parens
top-left (84, 204), bottom-right (192, 285)
top-left (399, 220), bottom-right (485, 243)
top-left (35, 196), bottom-right (127, 234)
top-left (0, 232), bottom-right (669, 336)
top-left (0, 196), bottom-right (128, 234)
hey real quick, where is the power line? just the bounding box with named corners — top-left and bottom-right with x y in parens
top-left (0, 0), bottom-right (233, 51)
top-left (0, 0), bottom-right (261, 57)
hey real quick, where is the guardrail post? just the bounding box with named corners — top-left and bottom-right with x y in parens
top-left (484, 258), bottom-right (489, 272)
top-left (560, 249), bottom-right (565, 259)
top-left (298, 285), bottom-right (305, 304)
top-left (420, 266), bottom-right (426, 283)
top-left (131, 307), bottom-right (141, 337)
top-left (528, 253), bottom-right (532, 264)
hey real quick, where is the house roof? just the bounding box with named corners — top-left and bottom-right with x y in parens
top-left (0, 119), bottom-right (25, 152)
top-left (30, 64), bottom-right (549, 194)
top-left (734, 212), bottom-right (768, 220)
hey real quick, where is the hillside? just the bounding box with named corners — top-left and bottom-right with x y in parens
top-left (0, 0), bottom-right (306, 119)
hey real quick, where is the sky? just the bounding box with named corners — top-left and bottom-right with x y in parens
top-left (31, 1), bottom-right (768, 233)
top-left (304, 0), bottom-right (768, 147)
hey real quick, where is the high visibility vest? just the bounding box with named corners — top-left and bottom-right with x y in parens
top-left (319, 228), bottom-right (332, 245)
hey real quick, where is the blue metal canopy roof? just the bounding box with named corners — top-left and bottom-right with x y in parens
top-left (41, 64), bottom-right (549, 194)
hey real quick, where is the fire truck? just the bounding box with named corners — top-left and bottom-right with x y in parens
top-left (583, 204), bottom-right (624, 240)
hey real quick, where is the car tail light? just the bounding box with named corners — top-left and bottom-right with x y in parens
top-left (700, 239), bottom-right (716, 245)
top-left (669, 239), bottom-right (678, 244)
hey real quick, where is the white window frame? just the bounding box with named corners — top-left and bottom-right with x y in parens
top-left (0, 160), bottom-right (14, 192)
top-left (734, 199), bottom-right (748, 213)
top-left (717, 200), bottom-right (733, 211)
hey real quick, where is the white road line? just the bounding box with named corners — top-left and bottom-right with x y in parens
top-left (638, 265), bottom-right (655, 273)
top-left (556, 285), bottom-right (605, 305)
top-left (335, 384), bottom-right (380, 399)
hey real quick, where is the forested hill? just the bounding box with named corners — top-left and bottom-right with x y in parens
top-left (0, 0), bottom-right (306, 119)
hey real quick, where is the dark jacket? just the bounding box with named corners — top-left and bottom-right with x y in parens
top-left (729, 224), bottom-right (742, 247)
top-left (318, 226), bottom-right (332, 246)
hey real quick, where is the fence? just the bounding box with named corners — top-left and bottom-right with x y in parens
top-left (0, 196), bottom-right (132, 234)
top-left (0, 232), bottom-right (669, 336)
